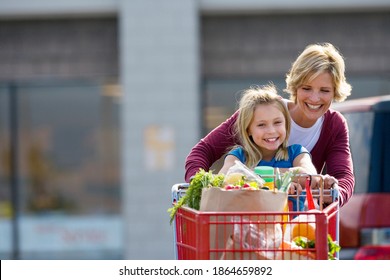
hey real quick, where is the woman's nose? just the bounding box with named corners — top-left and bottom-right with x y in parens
top-left (309, 91), bottom-right (321, 102)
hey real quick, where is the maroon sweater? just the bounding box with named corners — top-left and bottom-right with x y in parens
top-left (184, 109), bottom-right (354, 207)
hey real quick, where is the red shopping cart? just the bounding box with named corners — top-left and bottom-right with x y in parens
top-left (171, 176), bottom-right (339, 260)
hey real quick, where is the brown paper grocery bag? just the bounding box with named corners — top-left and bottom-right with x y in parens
top-left (199, 187), bottom-right (287, 259)
top-left (200, 187), bottom-right (287, 212)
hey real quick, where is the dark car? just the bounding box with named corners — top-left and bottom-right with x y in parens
top-left (332, 95), bottom-right (390, 260)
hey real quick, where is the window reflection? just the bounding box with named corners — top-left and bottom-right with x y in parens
top-left (0, 86), bottom-right (11, 217)
top-left (0, 82), bottom-right (122, 259)
top-left (16, 83), bottom-right (121, 215)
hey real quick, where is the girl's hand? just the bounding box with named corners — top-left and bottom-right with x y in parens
top-left (288, 181), bottom-right (303, 195)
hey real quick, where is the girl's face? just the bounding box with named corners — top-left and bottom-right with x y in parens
top-left (296, 72), bottom-right (335, 125)
top-left (248, 103), bottom-right (286, 159)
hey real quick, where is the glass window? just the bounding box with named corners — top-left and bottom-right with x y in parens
top-left (0, 86), bottom-right (12, 259)
top-left (0, 81), bottom-right (122, 259)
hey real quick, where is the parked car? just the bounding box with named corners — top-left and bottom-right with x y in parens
top-left (332, 95), bottom-right (390, 260)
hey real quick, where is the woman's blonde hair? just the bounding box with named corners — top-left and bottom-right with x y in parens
top-left (284, 42), bottom-right (352, 103)
top-left (234, 83), bottom-right (291, 169)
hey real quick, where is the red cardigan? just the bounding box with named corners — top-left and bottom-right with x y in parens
top-left (184, 109), bottom-right (354, 207)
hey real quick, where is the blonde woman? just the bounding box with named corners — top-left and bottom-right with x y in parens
top-left (186, 43), bottom-right (353, 207)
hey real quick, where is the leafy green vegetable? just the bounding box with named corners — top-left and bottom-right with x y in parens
top-left (294, 236), bottom-right (315, 249)
top-left (167, 169), bottom-right (224, 224)
top-left (328, 235), bottom-right (341, 260)
top-left (275, 168), bottom-right (299, 192)
top-left (292, 234), bottom-right (341, 260)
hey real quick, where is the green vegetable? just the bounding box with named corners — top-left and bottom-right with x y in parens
top-left (293, 234), bottom-right (341, 260)
top-left (275, 168), bottom-right (299, 192)
top-left (294, 236), bottom-right (315, 249)
top-left (167, 169), bottom-right (224, 224)
top-left (328, 235), bottom-right (341, 260)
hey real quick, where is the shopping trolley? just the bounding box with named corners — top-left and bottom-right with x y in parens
top-left (171, 174), bottom-right (339, 260)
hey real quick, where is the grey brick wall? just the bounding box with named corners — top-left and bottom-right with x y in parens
top-left (0, 18), bottom-right (118, 81)
top-left (202, 12), bottom-right (390, 78)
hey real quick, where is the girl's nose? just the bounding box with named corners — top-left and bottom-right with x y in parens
top-left (266, 125), bottom-right (276, 133)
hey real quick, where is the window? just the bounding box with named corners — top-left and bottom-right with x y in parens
top-left (0, 81), bottom-right (122, 259)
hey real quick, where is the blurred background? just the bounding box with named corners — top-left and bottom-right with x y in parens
top-left (0, 0), bottom-right (389, 259)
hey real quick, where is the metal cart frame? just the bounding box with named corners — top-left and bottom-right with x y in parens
top-left (171, 174), bottom-right (339, 260)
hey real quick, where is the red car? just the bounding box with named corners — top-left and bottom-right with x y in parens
top-left (332, 95), bottom-right (390, 260)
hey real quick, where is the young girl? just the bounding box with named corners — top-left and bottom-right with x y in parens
top-left (219, 83), bottom-right (317, 201)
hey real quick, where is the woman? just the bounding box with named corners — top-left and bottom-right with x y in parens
top-left (185, 42), bottom-right (354, 207)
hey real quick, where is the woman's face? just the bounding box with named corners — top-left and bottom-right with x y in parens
top-left (296, 72), bottom-right (335, 125)
top-left (248, 103), bottom-right (286, 159)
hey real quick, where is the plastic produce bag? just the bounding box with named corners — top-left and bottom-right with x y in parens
top-left (220, 217), bottom-right (283, 260)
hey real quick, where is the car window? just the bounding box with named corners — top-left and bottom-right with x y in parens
top-left (343, 111), bottom-right (374, 194)
top-left (368, 111), bottom-right (390, 193)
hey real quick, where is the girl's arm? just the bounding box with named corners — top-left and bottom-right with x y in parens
top-left (291, 152), bottom-right (317, 175)
top-left (218, 154), bottom-right (240, 175)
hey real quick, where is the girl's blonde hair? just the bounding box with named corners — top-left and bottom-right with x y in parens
top-left (234, 83), bottom-right (291, 169)
top-left (284, 42), bottom-right (352, 103)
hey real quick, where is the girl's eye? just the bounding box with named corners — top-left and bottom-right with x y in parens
top-left (274, 121), bottom-right (284, 126)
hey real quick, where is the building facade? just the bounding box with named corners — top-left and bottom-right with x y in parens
top-left (0, 0), bottom-right (389, 259)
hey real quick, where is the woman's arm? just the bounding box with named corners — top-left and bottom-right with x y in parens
top-left (184, 111), bottom-right (239, 182)
top-left (311, 111), bottom-right (355, 207)
top-left (323, 114), bottom-right (355, 207)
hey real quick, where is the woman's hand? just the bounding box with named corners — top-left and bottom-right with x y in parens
top-left (310, 174), bottom-right (338, 190)
top-left (309, 174), bottom-right (338, 205)
top-left (322, 174), bottom-right (338, 189)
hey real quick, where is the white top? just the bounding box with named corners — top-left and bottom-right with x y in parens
top-left (283, 99), bottom-right (324, 152)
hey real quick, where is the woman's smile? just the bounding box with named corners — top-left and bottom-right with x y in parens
top-left (306, 103), bottom-right (322, 110)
